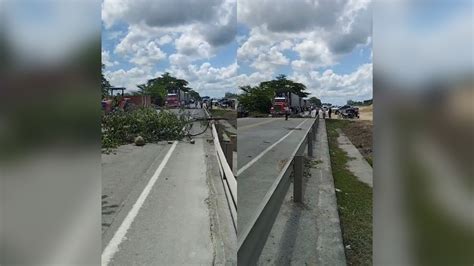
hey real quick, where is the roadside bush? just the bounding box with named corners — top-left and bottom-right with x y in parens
top-left (101, 107), bottom-right (186, 149)
top-left (238, 89), bottom-right (272, 114)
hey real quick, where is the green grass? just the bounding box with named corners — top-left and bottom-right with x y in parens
top-left (326, 119), bottom-right (373, 265)
top-left (209, 109), bottom-right (237, 128)
top-left (209, 108), bottom-right (234, 117)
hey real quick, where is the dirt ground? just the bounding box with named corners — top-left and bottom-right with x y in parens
top-left (344, 120), bottom-right (373, 165)
top-left (331, 119), bottom-right (373, 165)
top-left (358, 105), bottom-right (373, 121)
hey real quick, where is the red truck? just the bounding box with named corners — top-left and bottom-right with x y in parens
top-left (270, 97), bottom-right (288, 115)
top-left (270, 92), bottom-right (301, 115)
top-left (165, 93), bottom-right (180, 108)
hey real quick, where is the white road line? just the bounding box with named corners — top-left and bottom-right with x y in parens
top-left (237, 119), bottom-right (308, 176)
top-left (101, 141), bottom-right (178, 266)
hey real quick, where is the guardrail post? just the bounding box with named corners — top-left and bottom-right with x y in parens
top-left (312, 119), bottom-right (317, 140)
top-left (307, 133), bottom-right (313, 157)
top-left (223, 140), bottom-right (233, 172)
top-left (293, 155), bottom-right (303, 203)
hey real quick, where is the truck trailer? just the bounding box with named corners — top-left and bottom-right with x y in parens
top-left (270, 92), bottom-right (302, 115)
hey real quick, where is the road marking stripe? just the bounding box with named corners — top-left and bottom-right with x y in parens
top-left (237, 119), bottom-right (308, 176)
top-left (238, 118), bottom-right (282, 131)
top-left (101, 141), bottom-right (178, 266)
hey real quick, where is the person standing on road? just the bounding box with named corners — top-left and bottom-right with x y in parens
top-left (285, 106), bottom-right (289, 120)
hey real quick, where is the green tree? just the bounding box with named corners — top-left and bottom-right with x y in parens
top-left (137, 72), bottom-right (190, 106)
top-left (309, 97), bottom-right (322, 107)
top-left (224, 92), bottom-right (239, 99)
top-left (238, 75), bottom-right (310, 114)
top-left (188, 89), bottom-right (201, 100)
top-left (238, 85), bottom-right (273, 114)
top-left (260, 74), bottom-right (309, 98)
top-left (101, 64), bottom-right (111, 99)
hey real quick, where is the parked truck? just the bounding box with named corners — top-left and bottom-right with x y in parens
top-left (270, 92), bottom-right (302, 115)
top-left (165, 89), bottom-right (190, 108)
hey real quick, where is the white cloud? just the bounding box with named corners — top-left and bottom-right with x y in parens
top-left (129, 41), bottom-right (167, 66)
top-left (174, 30), bottom-right (212, 60)
top-left (291, 63), bottom-right (373, 104)
top-left (250, 46), bottom-right (290, 73)
top-left (102, 0), bottom-right (238, 96)
top-left (293, 39), bottom-right (334, 67)
top-left (158, 34), bottom-right (173, 45)
top-left (105, 66), bottom-right (155, 91)
top-left (102, 50), bottom-right (119, 67)
top-left (238, 0), bottom-right (372, 76)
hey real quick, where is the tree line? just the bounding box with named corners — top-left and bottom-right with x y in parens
top-left (238, 74), bottom-right (321, 114)
top-left (101, 66), bottom-right (201, 106)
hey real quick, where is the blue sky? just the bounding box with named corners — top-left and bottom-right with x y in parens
top-left (102, 0), bottom-right (373, 104)
top-left (236, 0), bottom-right (373, 105)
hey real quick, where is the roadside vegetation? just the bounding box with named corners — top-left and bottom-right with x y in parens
top-left (101, 108), bottom-right (186, 149)
top-left (209, 109), bottom-right (237, 128)
top-left (326, 119), bottom-right (373, 265)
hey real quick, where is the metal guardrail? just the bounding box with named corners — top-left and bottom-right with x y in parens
top-left (204, 108), bottom-right (238, 232)
top-left (237, 115), bottom-right (319, 265)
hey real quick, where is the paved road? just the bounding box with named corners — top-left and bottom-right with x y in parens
top-left (237, 117), bottom-right (315, 233)
top-left (102, 108), bottom-right (236, 265)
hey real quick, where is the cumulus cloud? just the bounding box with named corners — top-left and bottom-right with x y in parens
top-left (102, 0), bottom-right (238, 95)
top-left (115, 35), bottom-right (167, 66)
top-left (165, 61), bottom-right (240, 95)
top-left (103, 0), bottom-right (236, 48)
top-left (103, 0), bottom-right (221, 28)
top-left (238, 0), bottom-right (372, 74)
top-left (105, 66), bottom-right (155, 91)
top-left (293, 39), bottom-right (334, 67)
top-left (102, 50), bottom-right (119, 67)
top-left (238, 0), bottom-right (346, 33)
top-left (291, 63), bottom-right (373, 104)
top-left (174, 30), bottom-right (212, 59)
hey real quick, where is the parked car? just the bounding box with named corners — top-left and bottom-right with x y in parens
top-left (338, 105), bottom-right (359, 119)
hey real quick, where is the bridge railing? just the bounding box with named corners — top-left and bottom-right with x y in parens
top-left (237, 115), bottom-right (319, 265)
top-left (204, 108), bottom-right (237, 232)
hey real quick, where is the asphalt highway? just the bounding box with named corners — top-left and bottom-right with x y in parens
top-left (102, 108), bottom-right (235, 265)
top-left (237, 117), bottom-right (315, 233)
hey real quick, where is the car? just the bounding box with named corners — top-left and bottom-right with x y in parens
top-left (338, 105), bottom-right (359, 119)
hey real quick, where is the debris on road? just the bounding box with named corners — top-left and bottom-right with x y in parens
top-left (134, 136), bottom-right (145, 146)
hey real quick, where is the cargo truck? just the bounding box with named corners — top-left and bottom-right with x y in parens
top-left (165, 89), bottom-right (189, 108)
top-left (270, 92), bottom-right (302, 115)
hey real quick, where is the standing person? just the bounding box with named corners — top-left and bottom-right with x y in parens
top-left (328, 107), bottom-right (332, 119)
top-left (285, 106), bottom-right (289, 121)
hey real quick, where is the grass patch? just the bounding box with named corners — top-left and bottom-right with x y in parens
top-left (326, 119), bottom-right (373, 265)
top-left (329, 119), bottom-right (373, 166)
top-left (209, 109), bottom-right (237, 128)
